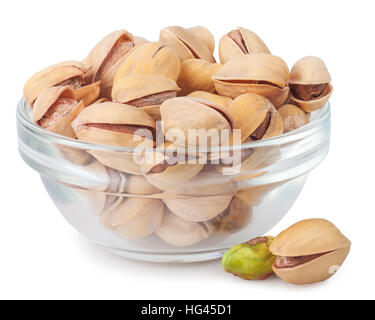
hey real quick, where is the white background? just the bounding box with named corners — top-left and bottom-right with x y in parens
top-left (1, 0), bottom-right (374, 300)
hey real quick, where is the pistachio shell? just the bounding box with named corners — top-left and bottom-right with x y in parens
top-left (159, 26), bottom-right (215, 62)
top-left (278, 104), bottom-right (309, 132)
top-left (83, 30), bottom-right (134, 83)
top-left (290, 84), bottom-right (332, 112)
top-left (23, 61), bottom-right (87, 107)
top-left (219, 27), bottom-right (270, 64)
top-left (124, 175), bottom-right (161, 195)
top-left (270, 219), bottom-right (351, 257)
top-left (289, 56), bottom-right (331, 85)
top-left (73, 81), bottom-right (101, 106)
top-left (272, 247), bottom-right (350, 285)
top-left (236, 183), bottom-right (279, 206)
top-left (58, 145), bottom-right (92, 165)
top-left (133, 36), bottom-right (148, 45)
top-left (141, 105), bottom-right (161, 121)
top-left (160, 97), bottom-right (233, 147)
top-left (177, 59), bottom-right (222, 95)
top-left (112, 74), bottom-right (180, 105)
top-left (189, 26), bottom-right (215, 53)
top-left (113, 42), bottom-right (181, 82)
top-left (72, 102), bottom-right (156, 147)
top-left (163, 194), bottom-right (234, 222)
top-left (187, 91), bottom-right (232, 108)
top-left (33, 86), bottom-right (84, 138)
top-left (156, 208), bottom-right (211, 246)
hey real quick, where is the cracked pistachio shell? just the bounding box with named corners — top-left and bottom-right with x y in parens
top-left (278, 104), bottom-right (309, 133)
top-left (124, 175), bottom-right (161, 195)
top-left (141, 105), bottom-right (161, 121)
top-left (222, 237), bottom-right (275, 280)
top-left (219, 27), bottom-right (270, 64)
top-left (73, 81), bottom-right (101, 106)
top-left (141, 142), bottom-right (204, 191)
top-left (100, 198), bottom-right (164, 240)
top-left (160, 97), bottom-right (234, 148)
top-left (24, 61), bottom-right (88, 107)
top-left (156, 208), bottom-right (211, 246)
top-left (270, 219), bottom-right (351, 284)
top-left (189, 26), bottom-right (215, 53)
top-left (113, 42), bottom-right (181, 82)
top-left (163, 194), bottom-right (234, 222)
top-left (33, 86), bottom-right (84, 138)
top-left (177, 59), bottom-right (222, 95)
top-left (159, 26), bottom-right (215, 62)
top-left (72, 102), bottom-right (156, 147)
top-left (188, 91), bottom-right (232, 108)
top-left (112, 74), bottom-right (180, 105)
top-left (213, 54), bottom-right (289, 107)
top-left (83, 30), bottom-right (134, 83)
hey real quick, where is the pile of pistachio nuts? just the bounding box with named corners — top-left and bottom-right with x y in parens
top-left (23, 26), bottom-right (333, 246)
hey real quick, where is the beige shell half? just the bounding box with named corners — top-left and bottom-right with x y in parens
top-left (278, 104), bottom-right (309, 133)
top-left (124, 175), bottom-right (161, 195)
top-left (219, 27), bottom-right (270, 64)
top-left (159, 26), bottom-right (215, 62)
top-left (23, 60), bottom-right (88, 107)
top-left (177, 59), bottom-right (222, 95)
top-left (163, 194), bottom-right (234, 222)
top-left (290, 84), bottom-right (333, 113)
top-left (112, 74), bottom-right (180, 104)
top-left (289, 56), bottom-right (331, 85)
top-left (273, 247), bottom-right (350, 285)
top-left (156, 208), bottom-right (211, 246)
top-left (141, 105), bottom-right (161, 121)
top-left (113, 42), bottom-right (181, 82)
top-left (187, 91), bottom-right (232, 108)
top-left (188, 26), bottom-right (215, 53)
top-left (73, 81), bottom-right (101, 106)
top-left (270, 219), bottom-right (351, 257)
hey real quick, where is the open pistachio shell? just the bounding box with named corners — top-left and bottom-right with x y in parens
top-left (187, 91), bottom-right (232, 108)
top-left (159, 26), bottom-right (215, 62)
top-left (58, 145), bottom-right (93, 166)
top-left (236, 183), bottom-right (279, 206)
top-left (290, 84), bottom-right (332, 113)
top-left (177, 59), bottom-right (222, 95)
top-left (140, 105), bottom-right (161, 121)
top-left (113, 42), bottom-right (181, 82)
top-left (160, 97), bottom-right (234, 148)
top-left (219, 27), bottom-right (270, 64)
top-left (163, 194), bottom-right (234, 222)
top-left (124, 175), bottom-right (161, 195)
top-left (73, 81), bottom-right (101, 106)
top-left (112, 74), bottom-right (180, 106)
top-left (33, 86), bottom-right (84, 138)
top-left (72, 102), bottom-right (156, 148)
top-left (156, 208), bottom-right (211, 246)
top-left (213, 54), bottom-right (289, 107)
top-left (23, 61), bottom-right (88, 107)
top-left (188, 26), bottom-right (215, 53)
top-left (289, 56), bottom-right (331, 85)
top-left (278, 104), bottom-right (309, 133)
top-left (100, 198), bottom-right (164, 240)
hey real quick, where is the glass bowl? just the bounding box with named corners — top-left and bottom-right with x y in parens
top-left (17, 98), bottom-right (330, 262)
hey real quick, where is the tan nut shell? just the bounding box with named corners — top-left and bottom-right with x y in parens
top-left (188, 91), bottom-right (232, 108)
top-left (177, 59), bottom-right (222, 95)
top-left (159, 26), bottom-right (215, 62)
top-left (113, 42), bottom-right (181, 82)
top-left (160, 97), bottom-right (234, 147)
top-left (23, 61), bottom-right (87, 107)
top-left (189, 26), bottom-right (215, 53)
top-left (219, 27), bottom-right (270, 64)
top-left (213, 54), bottom-right (289, 106)
top-left (73, 81), bottom-right (101, 106)
top-left (72, 102), bottom-right (155, 147)
top-left (156, 208), bottom-right (211, 246)
top-left (290, 84), bottom-right (332, 113)
top-left (112, 74), bottom-right (180, 104)
top-left (141, 105), bottom-right (161, 121)
top-left (124, 175), bottom-right (161, 195)
top-left (289, 56), bottom-right (331, 85)
top-left (278, 104), bottom-right (309, 133)
top-left (33, 86), bottom-right (84, 138)
top-left (163, 194), bottom-right (234, 222)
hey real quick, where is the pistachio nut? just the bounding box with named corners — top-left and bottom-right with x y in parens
top-left (278, 104), bottom-right (309, 133)
top-left (113, 42), bottom-right (181, 82)
top-left (270, 219), bottom-right (351, 284)
top-left (33, 86), bottom-right (85, 138)
top-left (23, 61), bottom-right (88, 107)
top-left (187, 91), bottom-right (232, 108)
top-left (112, 74), bottom-right (180, 107)
top-left (188, 26), bottom-right (215, 53)
top-left (236, 183), bottom-right (279, 206)
top-left (289, 56), bottom-right (333, 112)
top-left (159, 26), bottom-right (215, 62)
top-left (156, 208), bottom-right (211, 246)
top-left (100, 198), bottom-right (164, 240)
top-left (73, 81), bottom-right (101, 106)
top-left (209, 196), bottom-right (252, 233)
top-left (219, 27), bottom-right (270, 64)
top-left (163, 194), bottom-right (233, 222)
top-left (59, 145), bottom-right (93, 166)
top-left (213, 54), bottom-right (289, 107)
top-left (71, 102), bottom-right (156, 147)
top-left (177, 59), bottom-right (222, 95)
top-left (160, 97), bottom-right (234, 148)
top-left (222, 236), bottom-right (275, 280)
top-left (124, 175), bottom-right (161, 195)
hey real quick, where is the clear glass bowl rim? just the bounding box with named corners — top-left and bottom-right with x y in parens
top-left (17, 97), bottom-right (331, 153)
